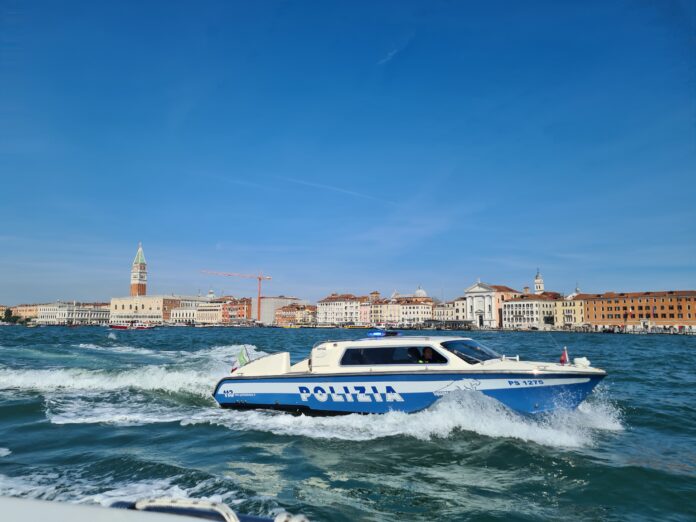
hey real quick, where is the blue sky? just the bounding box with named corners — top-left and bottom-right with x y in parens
top-left (1, 0), bottom-right (695, 304)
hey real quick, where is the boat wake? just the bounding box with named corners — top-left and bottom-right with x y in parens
top-left (1, 341), bottom-right (622, 449)
top-left (186, 387), bottom-right (623, 448)
top-left (0, 344), bottom-right (262, 398)
top-left (0, 366), bottom-right (220, 397)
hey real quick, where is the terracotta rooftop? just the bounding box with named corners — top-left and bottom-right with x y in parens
top-left (318, 293), bottom-right (369, 303)
top-left (490, 285), bottom-right (521, 293)
top-left (395, 298), bottom-right (434, 305)
top-left (278, 303), bottom-right (317, 312)
top-left (581, 290), bottom-right (696, 300)
top-left (506, 292), bottom-right (561, 302)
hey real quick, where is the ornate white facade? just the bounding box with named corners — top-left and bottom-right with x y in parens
top-left (454, 281), bottom-right (521, 328)
top-left (37, 302), bottom-right (110, 325)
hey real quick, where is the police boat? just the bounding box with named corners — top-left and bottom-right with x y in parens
top-left (213, 335), bottom-right (606, 415)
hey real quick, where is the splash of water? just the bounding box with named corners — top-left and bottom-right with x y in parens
top-left (184, 390), bottom-right (624, 449)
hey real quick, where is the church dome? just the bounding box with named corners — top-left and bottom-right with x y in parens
top-left (414, 285), bottom-right (428, 298)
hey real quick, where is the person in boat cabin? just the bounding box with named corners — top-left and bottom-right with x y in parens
top-left (412, 346), bottom-right (446, 364)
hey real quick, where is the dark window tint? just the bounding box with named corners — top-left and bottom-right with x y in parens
top-left (340, 346), bottom-right (447, 365)
top-left (441, 340), bottom-right (501, 364)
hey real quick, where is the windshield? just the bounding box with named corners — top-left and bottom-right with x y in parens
top-left (440, 340), bottom-right (501, 364)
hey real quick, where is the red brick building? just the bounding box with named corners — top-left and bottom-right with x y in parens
top-left (584, 290), bottom-right (696, 332)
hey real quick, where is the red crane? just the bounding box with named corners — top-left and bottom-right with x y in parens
top-left (202, 270), bottom-right (272, 322)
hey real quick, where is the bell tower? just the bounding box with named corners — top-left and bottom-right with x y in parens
top-left (534, 268), bottom-right (544, 295)
top-left (130, 242), bottom-right (147, 296)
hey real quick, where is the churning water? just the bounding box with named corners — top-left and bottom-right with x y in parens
top-left (0, 327), bottom-right (694, 520)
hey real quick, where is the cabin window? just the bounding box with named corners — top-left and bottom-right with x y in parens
top-left (340, 346), bottom-right (447, 365)
top-left (441, 340), bottom-right (501, 364)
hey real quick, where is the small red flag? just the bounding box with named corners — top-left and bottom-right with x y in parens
top-left (560, 347), bottom-right (569, 365)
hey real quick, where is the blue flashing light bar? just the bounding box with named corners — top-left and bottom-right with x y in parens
top-left (367, 330), bottom-right (399, 337)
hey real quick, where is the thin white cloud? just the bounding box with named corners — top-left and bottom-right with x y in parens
top-left (377, 34), bottom-right (414, 65)
top-left (378, 48), bottom-right (400, 65)
top-left (281, 177), bottom-right (396, 204)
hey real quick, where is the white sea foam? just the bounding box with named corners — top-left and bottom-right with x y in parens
top-left (107, 332), bottom-right (117, 340)
top-left (0, 448), bottom-right (11, 457)
top-left (45, 393), bottom-right (197, 426)
top-left (0, 366), bottom-right (216, 396)
top-left (1, 344), bottom-right (263, 398)
top-left (0, 473), bottom-right (241, 506)
top-left (184, 391), bottom-right (624, 448)
top-left (74, 343), bottom-right (161, 356)
top-left (69, 343), bottom-right (260, 363)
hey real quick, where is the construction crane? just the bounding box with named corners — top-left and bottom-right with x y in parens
top-left (202, 270), bottom-right (272, 322)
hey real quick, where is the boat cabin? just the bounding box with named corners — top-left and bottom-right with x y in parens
top-left (232, 336), bottom-right (506, 377)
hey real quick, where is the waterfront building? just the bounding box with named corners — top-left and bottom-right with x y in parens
top-left (553, 287), bottom-right (589, 329)
top-left (583, 290), bottom-right (696, 332)
top-left (252, 296), bottom-right (307, 325)
top-left (319, 287), bottom-right (434, 327)
top-left (112, 242), bottom-right (211, 324)
top-left (454, 281), bottom-right (521, 328)
top-left (433, 301), bottom-right (456, 322)
top-left (274, 304), bottom-right (317, 326)
top-left (223, 297), bottom-right (252, 322)
top-left (502, 292), bottom-right (561, 330)
top-left (170, 307), bottom-right (196, 325)
top-left (10, 304), bottom-right (41, 321)
top-left (369, 298), bottom-right (388, 326)
top-left (398, 298), bottom-right (434, 327)
top-left (384, 297), bottom-right (402, 326)
top-left (130, 243), bottom-right (147, 297)
top-left (359, 300), bottom-right (372, 326)
top-left (37, 302), bottom-right (110, 325)
top-left (176, 296), bottom-right (254, 325)
top-left (111, 295), bottom-right (209, 324)
top-left (317, 294), bottom-right (365, 326)
top-left (195, 302), bottom-right (224, 325)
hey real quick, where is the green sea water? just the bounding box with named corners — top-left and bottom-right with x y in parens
top-left (0, 327), bottom-right (695, 521)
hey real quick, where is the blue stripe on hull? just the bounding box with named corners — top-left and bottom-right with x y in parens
top-left (213, 373), bottom-right (604, 415)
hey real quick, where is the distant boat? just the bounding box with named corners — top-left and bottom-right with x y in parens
top-left (109, 323), bottom-right (130, 330)
top-left (130, 322), bottom-right (155, 330)
top-left (109, 322), bottom-right (155, 331)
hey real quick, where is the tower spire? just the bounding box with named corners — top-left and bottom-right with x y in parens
top-left (130, 243), bottom-right (147, 296)
top-left (534, 268), bottom-right (544, 295)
